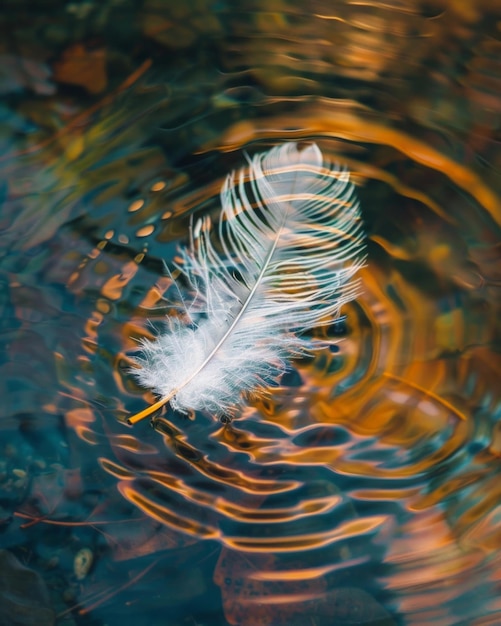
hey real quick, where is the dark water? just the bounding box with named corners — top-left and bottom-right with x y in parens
top-left (1, 1), bottom-right (501, 625)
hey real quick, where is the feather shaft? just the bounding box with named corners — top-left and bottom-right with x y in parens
top-left (127, 396), bottom-right (171, 425)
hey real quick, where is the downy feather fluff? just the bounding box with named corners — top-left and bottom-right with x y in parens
top-left (128, 142), bottom-right (366, 424)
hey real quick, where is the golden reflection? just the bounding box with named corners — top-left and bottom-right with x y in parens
top-left (216, 496), bottom-right (341, 523)
top-left (223, 515), bottom-right (388, 552)
top-left (118, 483), bottom-right (219, 538)
top-left (214, 546), bottom-right (394, 625)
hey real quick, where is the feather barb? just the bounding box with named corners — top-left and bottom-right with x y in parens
top-left (126, 142), bottom-right (366, 425)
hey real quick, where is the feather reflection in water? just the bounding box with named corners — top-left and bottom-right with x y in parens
top-left (128, 142), bottom-right (366, 424)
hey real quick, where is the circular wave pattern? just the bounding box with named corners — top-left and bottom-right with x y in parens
top-left (5, 3), bottom-right (500, 623)
top-left (55, 99), bottom-right (501, 623)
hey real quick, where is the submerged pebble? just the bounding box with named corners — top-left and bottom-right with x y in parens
top-left (73, 547), bottom-right (93, 580)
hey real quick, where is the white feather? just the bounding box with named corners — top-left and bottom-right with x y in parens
top-left (128, 142), bottom-right (366, 423)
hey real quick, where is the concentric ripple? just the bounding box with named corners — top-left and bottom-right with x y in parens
top-left (50, 87), bottom-right (501, 623)
top-left (3, 2), bottom-right (500, 624)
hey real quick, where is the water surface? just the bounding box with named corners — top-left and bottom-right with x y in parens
top-left (1, 1), bottom-right (501, 625)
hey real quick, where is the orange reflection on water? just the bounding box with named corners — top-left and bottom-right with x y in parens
top-left (384, 509), bottom-right (492, 625)
top-left (223, 514), bottom-right (388, 552)
top-left (217, 101), bottom-right (501, 226)
top-left (65, 407), bottom-right (99, 443)
top-left (118, 482), bottom-right (219, 539)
